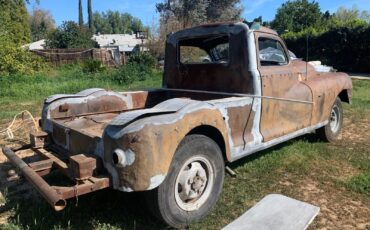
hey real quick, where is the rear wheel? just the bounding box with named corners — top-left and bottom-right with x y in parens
top-left (146, 135), bottom-right (225, 228)
top-left (317, 97), bottom-right (343, 142)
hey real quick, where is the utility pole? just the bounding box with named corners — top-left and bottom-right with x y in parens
top-left (88, 0), bottom-right (95, 33)
top-left (78, 0), bottom-right (84, 27)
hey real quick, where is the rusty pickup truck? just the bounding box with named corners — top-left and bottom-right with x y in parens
top-left (2, 22), bottom-right (352, 228)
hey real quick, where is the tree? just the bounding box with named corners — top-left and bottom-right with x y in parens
top-left (93, 11), bottom-right (144, 34)
top-left (79, 0), bottom-right (84, 27)
top-left (46, 21), bottom-right (98, 48)
top-left (88, 0), bottom-right (94, 33)
top-left (360, 11), bottom-right (370, 23)
top-left (0, 0), bottom-right (48, 75)
top-left (156, 0), bottom-right (243, 28)
top-left (334, 6), bottom-right (360, 24)
top-left (0, 0), bottom-right (31, 44)
top-left (29, 8), bottom-right (55, 41)
top-left (131, 17), bottom-right (145, 32)
top-left (206, 0), bottom-right (243, 22)
top-left (247, 16), bottom-right (270, 27)
top-left (153, 0), bottom-right (242, 58)
top-left (156, 0), bottom-right (209, 28)
top-left (93, 12), bottom-right (111, 33)
top-left (332, 5), bottom-right (370, 25)
top-left (270, 0), bottom-right (322, 34)
top-left (0, 33), bottom-right (47, 75)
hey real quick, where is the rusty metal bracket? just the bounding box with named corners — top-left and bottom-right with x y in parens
top-left (2, 146), bottom-right (111, 211)
top-left (53, 177), bottom-right (111, 200)
top-left (2, 147), bottom-right (66, 211)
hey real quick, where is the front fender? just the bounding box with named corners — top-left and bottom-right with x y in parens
top-left (305, 72), bottom-right (353, 125)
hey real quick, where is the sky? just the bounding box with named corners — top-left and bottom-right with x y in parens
top-left (26, 0), bottom-right (370, 26)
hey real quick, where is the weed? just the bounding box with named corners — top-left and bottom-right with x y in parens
top-left (82, 60), bottom-right (107, 73)
top-left (346, 173), bottom-right (370, 195)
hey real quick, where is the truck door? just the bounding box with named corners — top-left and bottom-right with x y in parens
top-left (256, 34), bottom-right (313, 142)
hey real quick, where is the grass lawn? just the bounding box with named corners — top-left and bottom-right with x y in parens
top-left (0, 70), bottom-right (369, 230)
top-left (0, 65), bottom-right (162, 123)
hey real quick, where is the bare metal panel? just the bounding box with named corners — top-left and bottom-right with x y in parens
top-left (223, 194), bottom-right (320, 230)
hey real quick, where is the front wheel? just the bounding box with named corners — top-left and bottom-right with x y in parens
top-left (146, 135), bottom-right (225, 228)
top-left (317, 97), bottom-right (343, 142)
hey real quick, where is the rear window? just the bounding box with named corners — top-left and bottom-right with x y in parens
top-left (179, 35), bottom-right (229, 65)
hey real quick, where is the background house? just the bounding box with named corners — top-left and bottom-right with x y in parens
top-left (92, 33), bottom-right (148, 53)
top-left (91, 32), bottom-right (149, 66)
top-left (22, 39), bottom-right (46, 50)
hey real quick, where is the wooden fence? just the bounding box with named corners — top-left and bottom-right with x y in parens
top-left (32, 48), bottom-right (125, 68)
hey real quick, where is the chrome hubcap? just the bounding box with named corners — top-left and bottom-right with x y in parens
top-left (329, 104), bottom-right (340, 133)
top-left (175, 156), bottom-right (214, 211)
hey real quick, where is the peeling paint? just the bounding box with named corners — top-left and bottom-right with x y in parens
top-left (119, 186), bottom-right (134, 192)
top-left (125, 149), bottom-right (136, 166)
top-left (148, 174), bottom-right (166, 190)
top-left (42, 89), bottom-right (135, 133)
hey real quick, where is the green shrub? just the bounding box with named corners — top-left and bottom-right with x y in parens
top-left (0, 36), bottom-right (48, 76)
top-left (284, 24), bottom-right (370, 73)
top-left (46, 21), bottom-right (98, 49)
top-left (128, 52), bottom-right (157, 68)
top-left (110, 63), bottom-right (153, 85)
top-left (82, 60), bottom-right (107, 73)
top-left (0, 0), bottom-right (31, 45)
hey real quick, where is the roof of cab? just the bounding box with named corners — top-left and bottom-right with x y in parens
top-left (257, 26), bottom-right (278, 35)
top-left (176, 22), bottom-right (278, 36)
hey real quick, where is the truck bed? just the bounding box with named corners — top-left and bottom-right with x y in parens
top-left (46, 88), bottom-right (236, 156)
top-left (55, 112), bottom-right (118, 138)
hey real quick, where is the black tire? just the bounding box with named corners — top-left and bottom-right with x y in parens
top-left (317, 97), bottom-right (343, 142)
top-left (146, 134), bottom-right (225, 228)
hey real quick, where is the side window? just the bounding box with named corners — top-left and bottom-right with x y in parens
top-left (258, 37), bottom-right (288, 66)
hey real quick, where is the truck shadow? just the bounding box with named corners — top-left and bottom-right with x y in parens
top-left (0, 155), bottom-right (167, 229)
top-left (0, 140), bottom-right (166, 229)
top-left (2, 186), bottom-right (167, 229)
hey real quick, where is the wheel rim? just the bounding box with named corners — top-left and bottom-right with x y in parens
top-left (174, 156), bottom-right (214, 211)
top-left (329, 104), bottom-right (341, 133)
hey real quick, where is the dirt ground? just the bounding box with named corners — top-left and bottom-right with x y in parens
top-left (0, 119), bottom-right (38, 224)
top-left (285, 117), bottom-right (370, 230)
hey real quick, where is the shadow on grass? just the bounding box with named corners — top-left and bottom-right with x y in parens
top-left (0, 159), bottom-right (167, 230)
top-left (4, 187), bottom-right (167, 230)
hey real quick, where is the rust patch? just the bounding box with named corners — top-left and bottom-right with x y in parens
top-left (104, 108), bottom-right (231, 191)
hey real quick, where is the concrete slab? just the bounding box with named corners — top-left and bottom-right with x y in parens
top-left (351, 76), bottom-right (370, 80)
top-left (348, 73), bottom-right (370, 80)
top-left (223, 194), bottom-right (320, 230)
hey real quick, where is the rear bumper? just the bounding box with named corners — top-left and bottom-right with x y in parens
top-left (2, 146), bottom-right (111, 211)
top-left (3, 147), bottom-right (66, 210)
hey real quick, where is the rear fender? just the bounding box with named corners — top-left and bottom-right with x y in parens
top-left (103, 104), bottom-right (231, 192)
